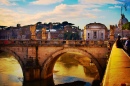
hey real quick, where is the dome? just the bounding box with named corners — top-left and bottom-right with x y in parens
top-left (118, 14), bottom-right (128, 25)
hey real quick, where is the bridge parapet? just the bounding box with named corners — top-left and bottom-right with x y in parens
top-left (102, 43), bottom-right (130, 86)
top-left (0, 40), bottom-right (108, 47)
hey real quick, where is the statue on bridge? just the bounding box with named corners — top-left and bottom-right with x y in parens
top-left (109, 25), bottom-right (115, 41)
top-left (42, 28), bottom-right (47, 40)
top-left (30, 24), bottom-right (36, 40)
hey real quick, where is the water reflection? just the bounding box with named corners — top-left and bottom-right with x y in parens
top-left (0, 58), bottom-right (23, 86)
top-left (0, 52), bottom-right (99, 86)
top-left (53, 52), bottom-right (98, 85)
top-left (54, 62), bottom-right (93, 84)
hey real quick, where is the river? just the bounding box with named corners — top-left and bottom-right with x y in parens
top-left (0, 52), bottom-right (98, 86)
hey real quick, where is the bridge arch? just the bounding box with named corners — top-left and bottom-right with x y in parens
top-left (0, 48), bottom-right (25, 78)
top-left (41, 47), bottom-right (104, 82)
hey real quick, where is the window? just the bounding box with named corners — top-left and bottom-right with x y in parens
top-left (101, 33), bottom-right (103, 39)
top-left (93, 31), bottom-right (97, 39)
top-left (88, 33), bottom-right (90, 39)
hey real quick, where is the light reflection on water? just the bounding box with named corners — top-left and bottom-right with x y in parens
top-left (0, 58), bottom-right (23, 86)
top-left (54, 62), bottom-right (93, 85)
top-left (0, 52), bottom-right (98, 86)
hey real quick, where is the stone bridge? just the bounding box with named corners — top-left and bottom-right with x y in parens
top-left (0, 40), bottom-right (109, 85)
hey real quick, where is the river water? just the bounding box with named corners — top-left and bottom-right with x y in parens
top-left (0, 52), bottom-right (98, 86)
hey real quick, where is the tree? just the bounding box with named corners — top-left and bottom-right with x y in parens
top-left (64, 32), bottom-right (80, 40)
top-left (64, 32), bottom-right (72, 40)
top-left (61, 21), bottom-right (74, 29)
top-left (62, 21), bottom-right (69, 29)
top-left (36, 22), bottom-right (43, 30)
top-left (122, 22), bottom-right (130, 30)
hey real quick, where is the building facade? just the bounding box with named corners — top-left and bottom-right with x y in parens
top-left (83, 22), bottom-right (108, 41)
top-left (0, 22), bottom-right (82, 40)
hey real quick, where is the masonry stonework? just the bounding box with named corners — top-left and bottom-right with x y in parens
top-left (0, 40), bottom-right (109, 85)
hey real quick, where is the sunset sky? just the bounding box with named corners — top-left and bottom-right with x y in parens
top-left (0, 0), bottom-right (130, 29)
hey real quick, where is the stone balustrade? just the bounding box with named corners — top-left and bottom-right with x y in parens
top-left (102, 43), bottom-right (130, 86)
top-left (0, 39), bottom-right (108, 47)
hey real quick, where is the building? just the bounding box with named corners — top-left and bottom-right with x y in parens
top-left (0, 24), bottom-right (31, 40)
top-left (114, 14), bottom-right (130, 38)
top-left (83, 22), bottom-right (108, 41)
top-left (0, 21), bottom-right (82, 40)
top-left (118, 14), bottom-right (128, 30)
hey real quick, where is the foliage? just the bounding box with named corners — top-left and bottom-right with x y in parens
top-left (122, 22), bottom-right (130, 30)
top-left (36, 21), bottom-right (74, 30)
top-left (64, 32), bottom-right (80, 40)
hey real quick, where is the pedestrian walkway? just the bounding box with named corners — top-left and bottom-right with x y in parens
top-left (102, 43), bottom-right (130, 86)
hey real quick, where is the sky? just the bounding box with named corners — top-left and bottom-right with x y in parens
top-left (0, 0), bottom-right (130, 29)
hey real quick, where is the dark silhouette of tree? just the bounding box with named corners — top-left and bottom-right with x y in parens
top-left (72, 32), bottom-right (80, 40)
top-left (62, 21), bottom-right (69, 29)
top-left (0, 26), bottom-right (7, 30)
top-left (35, 21), bottom-right (76, 30)
top-left (64, 31), bottom-right (80, 40)
top-left (61, 21), bottom-right (74, 29)
top-left (36, 22), bottom-right (43, 30)
top-left (53, 22), bottom-right (62, 29)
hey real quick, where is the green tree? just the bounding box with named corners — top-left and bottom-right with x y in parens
top-left (72, 33), bottom-right (80, 40)
top-left (62, 21), bottom-right (74, 29)
top-left (64, 32), bottom-right (80, 40)
top-left (122, 22), bottom-right (130, 30)
top-left (64, 32), bottom-right (72, 40)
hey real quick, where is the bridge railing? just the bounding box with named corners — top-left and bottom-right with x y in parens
top-left (0, 39), bottom-right (108, 47)
top-left (102, 43), bottom-right (130, 86)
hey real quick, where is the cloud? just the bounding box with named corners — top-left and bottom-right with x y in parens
top-left (31, 0), bottom-right (63, 5)
top-left (0, 3), bottom-right (100, 27)
top-left (0, 0), bottom-right (17, 6)
top-left (53, 4), bottom-right (101, 14)
top-left (91, 8), bottom-right (101, 12)
top-left (51, 4), bottom-right (98, 19)
top-left (0, 8), bottom-right (34, 26)
top-left (0, 0), bottom-right (11, 5)
top-left (78, 0), bottom-right (118, 5)
top-left (109, 5), bottom-right (121, 9)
